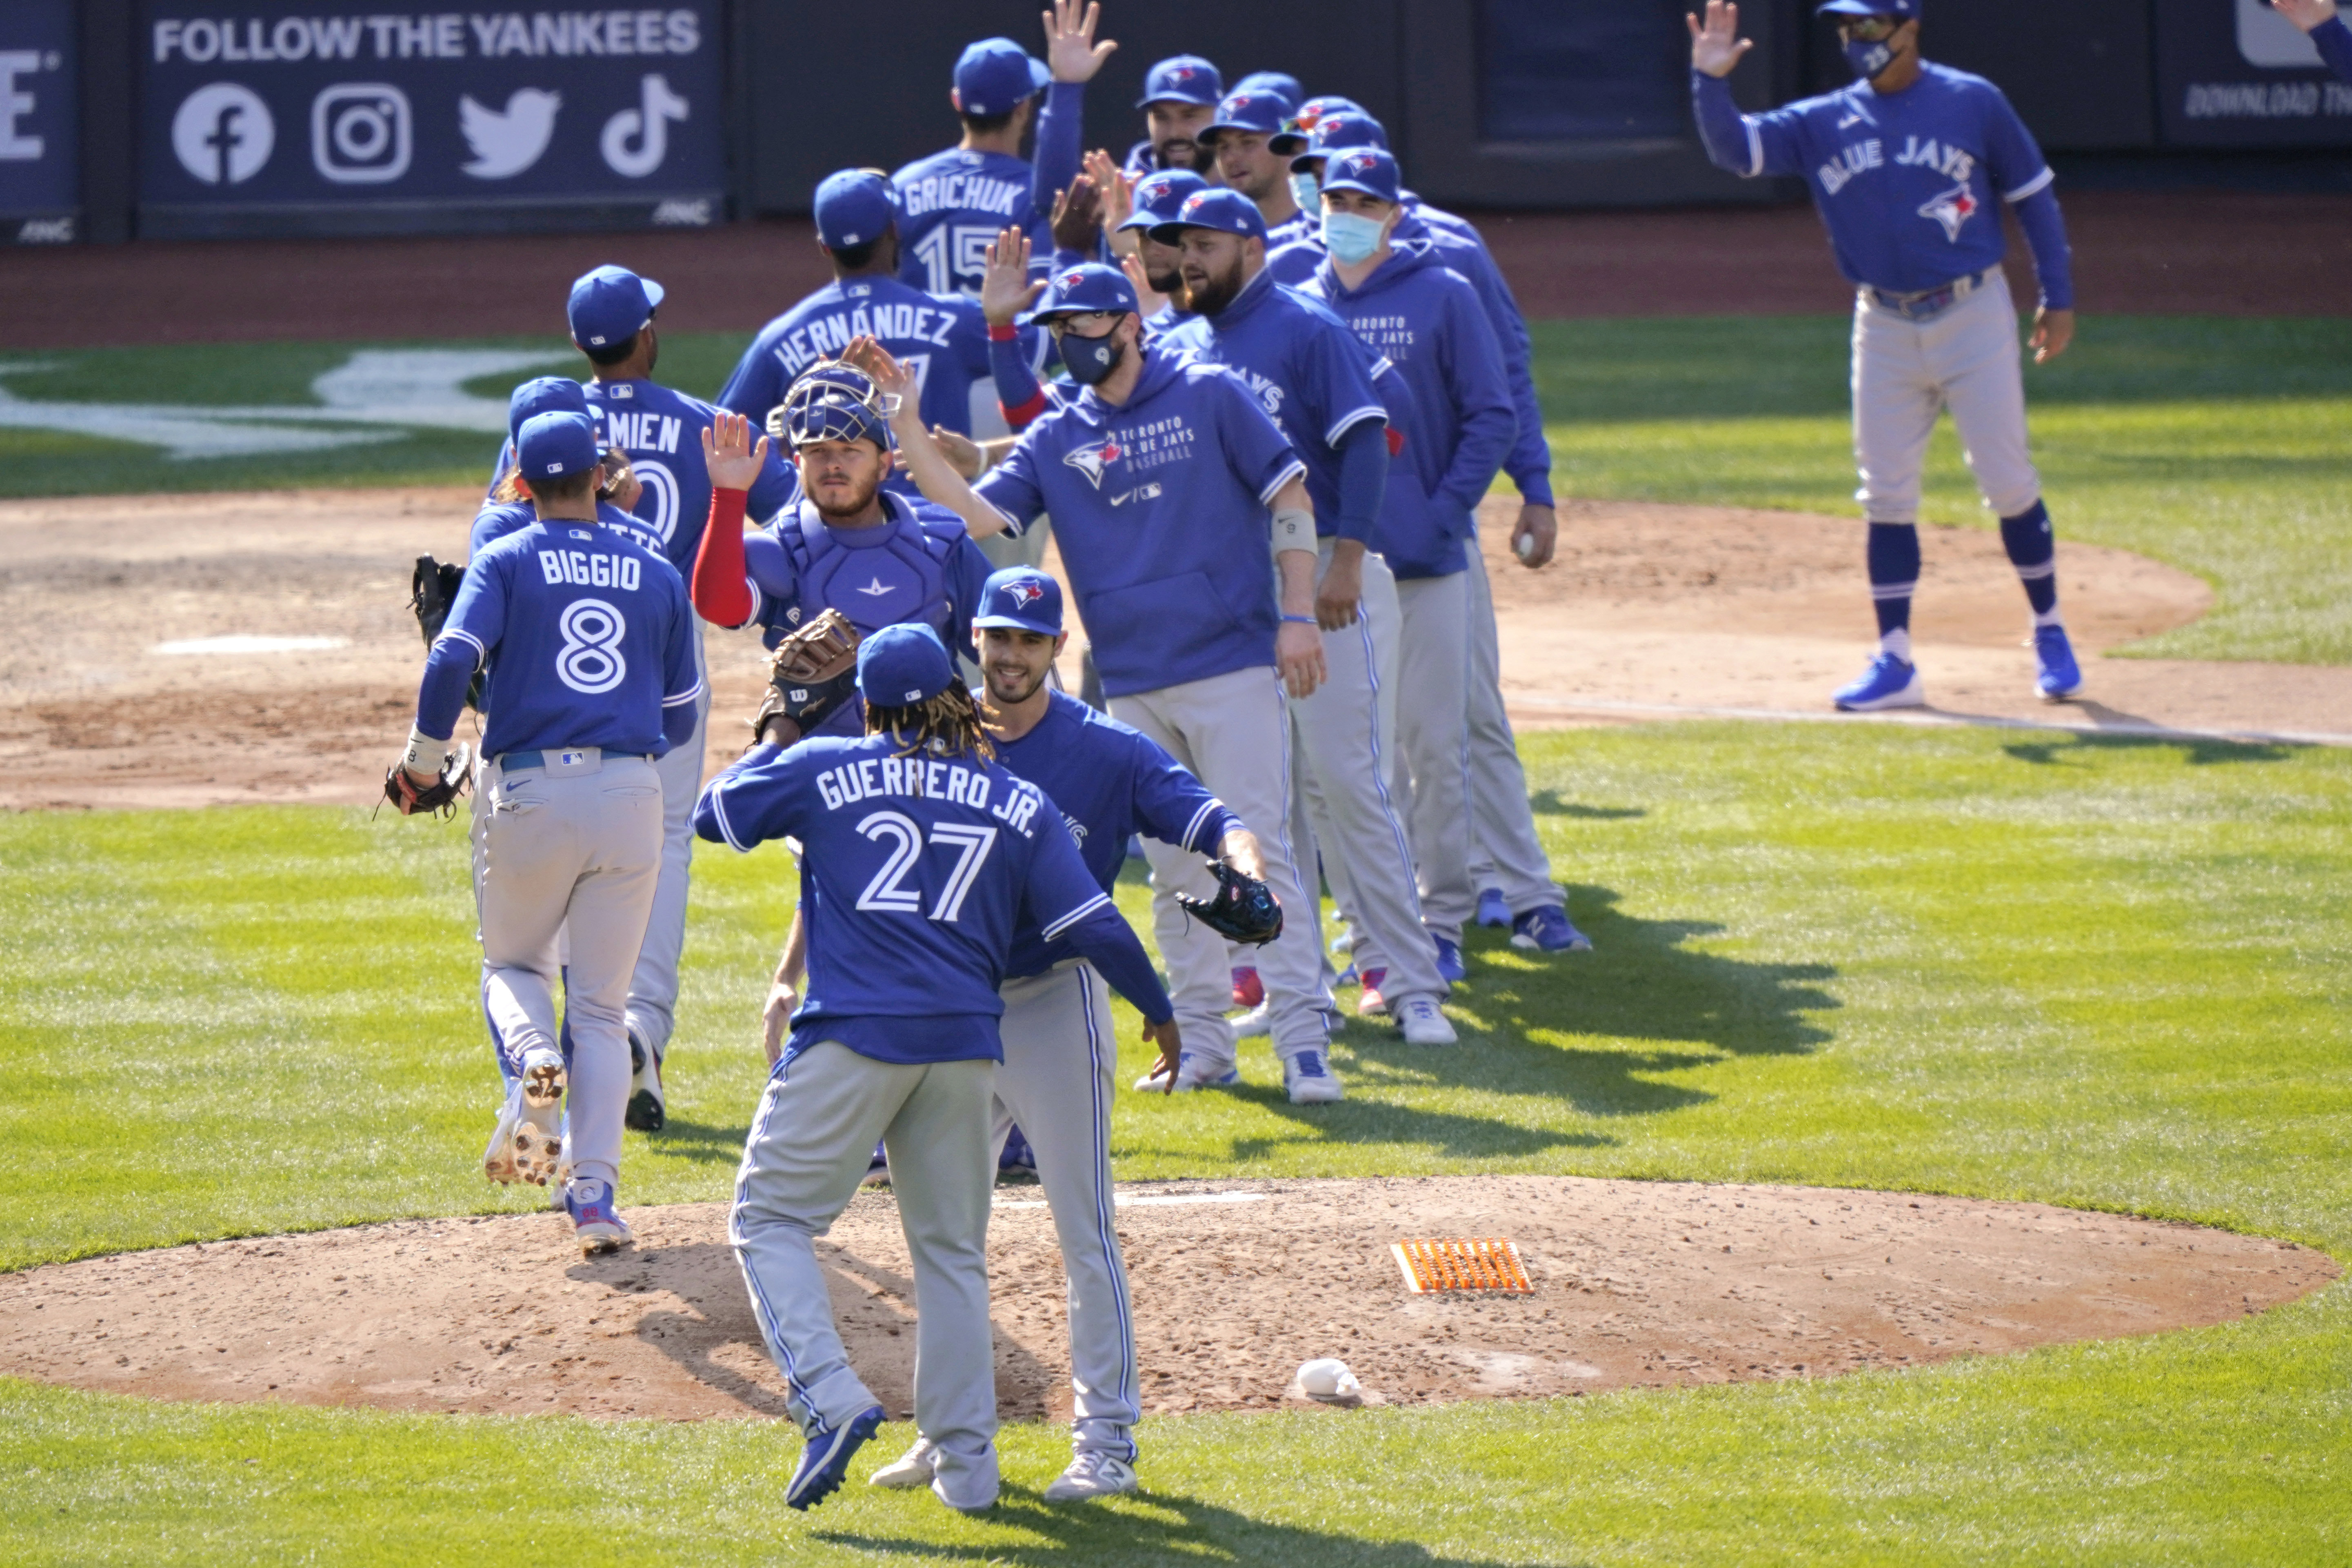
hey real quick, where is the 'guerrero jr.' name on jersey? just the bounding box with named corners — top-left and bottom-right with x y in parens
top-left (812, 751), bottom-right (1047, 840)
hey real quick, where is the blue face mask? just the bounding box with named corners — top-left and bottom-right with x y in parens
top-left (1288, 170), bottom-right (1321, 213)
top-left (1843, 30), bottom-right (1899, 79)
top-left (1058, 326), bottom-right (1124, 386)
top-left (1321, 209), bottom-right (1386, 265)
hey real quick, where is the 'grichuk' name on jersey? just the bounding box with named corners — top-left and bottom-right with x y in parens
top-left (814, 753), bottom-right (1046, 835)
top-left (897, 172), bottom-right (1025, 220)
top-left (1820, 133), bottom-right (1978, 196)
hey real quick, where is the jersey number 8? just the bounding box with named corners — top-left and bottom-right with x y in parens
top-left (855, 810), bottom-right (998, 922)
top-left (557, 598), bottom-right (628, 695)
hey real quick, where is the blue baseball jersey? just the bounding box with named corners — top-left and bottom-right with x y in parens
top-left (715, 277), bottom-right (1042, 466)
top-left (695, 735), bottom-right (1110, 1065)
top-left (994, 690), bottom-right (1239, 979)
top-left (1706, 63), bottom-right (2054, 295)
top-left (891, 85), bottom-right (1083, 298)
top-left (1306, 240), bottom-right (1516, 579)
top-left (1159, 271), bottom-right (1387, 539)
top-left (438, 520), bottom-right (699, 759)
top-left (971, 347), bottom-right (1306, 698)
top-left (469, 497), bottom-right (663, 560)
top-left (583, 377), bottom-right (798, 580)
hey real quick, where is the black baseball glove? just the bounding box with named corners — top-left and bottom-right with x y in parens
top-left (751, 608), bottom-right (862, 748)
top-left (1177, 860), bottom-right (1284, 946)
top-left (384, 742), bottom-right (471, 819)
top-left (410, 555), bottom-right (484, 711)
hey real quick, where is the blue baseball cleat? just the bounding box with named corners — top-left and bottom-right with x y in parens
top-left (1511, 905), bottom-right (1593, 953)
top-left (2033, 625), bottom-right (2083, 701)
top-left (1433, 935), bottom-right (1467, 986)
top-left (1832, 652), bottom-right (1925, 711)
top-left (1475, 888), bottom-right (1509, 928)
top-left (563, 1176), bottom-right (633, 1257)
top-left (786, 1404), bottom-right (885, 1511)
top-left (998, 1124), bottom-right (1038, 1180)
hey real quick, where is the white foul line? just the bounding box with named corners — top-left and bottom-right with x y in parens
top-left (1506, 694), bottom-right (2352, 750)
top-left (995, 1190), bottom-right (1268, 1212)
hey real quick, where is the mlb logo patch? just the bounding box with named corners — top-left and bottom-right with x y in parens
top-left (903, 688), bottom-right (922, 701)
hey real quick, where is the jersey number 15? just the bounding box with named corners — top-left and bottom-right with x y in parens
top-left (913, 223), bottom-right (998, 297)
top-left (855, 810), bottom-right (998, 922)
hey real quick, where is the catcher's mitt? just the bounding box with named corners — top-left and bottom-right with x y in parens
top-left (751, 608), bottom-right (861, 748)
top-left (1177, 861), bottom-right (1284, 946)
top-left (410, 555), bottom-right (484, 711)
top-left (384, 742), bottom-right (471, 819)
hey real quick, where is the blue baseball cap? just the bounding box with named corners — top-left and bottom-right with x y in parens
top-left (955, 37), bottom-right (1051, 116)
top-left (1234, 71), bottom-right (1304, 112)
top-left (1818, 0), bottom-right (1918, 15)
top-left (567, 264), bottom-right (664, 351)
top-left (1319, 146), bottom-right (1401, 204)
top-left (1202, 90), bottom-right (1292, 144)
top-left (1295, 94), bottom-right (1364, 126)
top-left (1285, 110), bottom-right (1390, 164)
top-left (813, 169), bottom-right (896, 250)
top-left (1119, 169), bottom-right (1209, 231)
top-left (507, 375), bottom-right (588, 446)
top-left (1150, 187), bottom-right (1268, 246)
top-left (973, 567), bottom-right (1064, 635)
top-left (1023, 262), bottom-right (1140, 323)
top-left (515, 410), bottom-right (599, 482)
top-left (1136, 55), bottom-right (1223, 109)
top-left (857, 622), bottom-right (956, 707)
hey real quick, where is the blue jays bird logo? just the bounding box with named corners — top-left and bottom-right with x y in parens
top-left (1063, 439), bottom-right (1122, 487)
top-left (1918, 182), bottom-right (1979, 242)
top-left (1340, 151), bottom-right (1380, 180)
top-left (1005, 580), bottom-right (1046, 609)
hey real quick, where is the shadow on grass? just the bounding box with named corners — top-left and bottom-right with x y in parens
top-left (819, 1484), bottom-right (1567, 1568)
top-left (1527, 790), bottom-right (1644, 820)
top-left (1999, 722), bottom-right (2295, 768)
top-left (641, 1115), bottom-right (757, 1166)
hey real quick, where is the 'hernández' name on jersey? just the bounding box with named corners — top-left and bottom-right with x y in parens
top-left (440, 519), bottom-right (700, 760)
top-left (585, 377), bottom-right (797, 577)
top-left (971, 347), bottom-right (1306, 698)
top-left (993, 690), bottom-right (1239, 980)
top-left (694, 734), bottom-right (1111, 1065)
top-left (1715, 63), bottom-right (2053, 295)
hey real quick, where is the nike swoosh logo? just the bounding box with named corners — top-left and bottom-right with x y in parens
top-left (1108, 490), bottom-right (1135, 506)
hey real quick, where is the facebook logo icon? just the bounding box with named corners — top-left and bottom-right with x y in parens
top-left (171, 82), bottom-right (276, 185)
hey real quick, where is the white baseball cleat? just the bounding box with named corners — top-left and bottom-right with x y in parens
top-left (1283, 1051), bottom-right (1344, 1103)
top-left (1044, 1451), bottom-right (1137, 1502)
top-left (1397, 996), bottom-right (1458, 1046)
top-left (481, 1086), bottom-right (525, 1184)
top-left (868, 1438), bottom-right (936, 1489)
top-left (1132, 1053), bottom-right (1242, 1093)
top-left (483, 1079), bottom-right (563, 1186)
top-left (519, 1045), bottom-right (567, 1108)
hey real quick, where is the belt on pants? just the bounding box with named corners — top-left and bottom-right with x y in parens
top-left (1866, 266), bottom-right (2001, 322)
top-left (496, 746), bottom-right (651, 772)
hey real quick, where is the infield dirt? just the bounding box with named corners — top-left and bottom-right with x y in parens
top-left (0, 1176), bottom-right (2329, 1422)
top-left (2, 486), bottom-right (2342, 812)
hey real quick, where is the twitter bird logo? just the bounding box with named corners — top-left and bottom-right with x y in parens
top-left (460, 88), bottom-right (560, 179)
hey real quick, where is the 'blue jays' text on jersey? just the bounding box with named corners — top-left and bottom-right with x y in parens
top-left (1308, 241), bottom-right (1516, 580)
top-left (1159, 271), bottom-right (1387, 540)
top-left (993, 691), bottom-right (1240, 979)
top-left (695, 734), bottom-right (1110, 1064)
top-left (439, 520), bottom-right (700, 760)
top-left (1700, 63), bottom-right (2053, 296)
top-left (584, 377), bottom-right (798, 579)
top-left (715, 278), bottom-right (1042, 462)
top-left (891, 86), bottom-right (1083, 298)
top-left (972, 348), bottom-right (1307, 699)
top-left (469, 497), bottom-right (663, 560)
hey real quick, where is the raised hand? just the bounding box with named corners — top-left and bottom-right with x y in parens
top-left (2272, 0), bottom-right (2339, 31)
top-left (1051, 175), bottom-right (1105, 254)
top-left (1688, 0), bottom-right (1753, 77)
top-left (1044, 0), bottom-right (1117, 83)
top-left (929, 424), bottom-right (987, 480)
top-left (701, 409), bottom-right (771, 491)
top-left (982, 227), bottom-right (1046, 326)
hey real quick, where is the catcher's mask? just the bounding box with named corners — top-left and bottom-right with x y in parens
top-left (769, 362), bottom-right (899, 454)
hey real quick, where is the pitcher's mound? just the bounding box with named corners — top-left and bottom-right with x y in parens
top-left (0, 1177), bottom-right (2330, 1422)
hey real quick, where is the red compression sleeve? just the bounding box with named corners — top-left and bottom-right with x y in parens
top-left (690, 487), bottom-right (755, 627)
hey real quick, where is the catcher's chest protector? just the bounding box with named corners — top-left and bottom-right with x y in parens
top-left (788, 506), bottom-right (953, 642)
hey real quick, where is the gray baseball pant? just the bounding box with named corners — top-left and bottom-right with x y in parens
top-left (1111, 665), bottom-right (1331, 1066)
top-left (989, 961), bottom-right (1139, 1461)
top-left (1390, 569), bottom-right (1476, 945)
top-left (1290, 542), bottom-right (1444, 1002)
top-left (473, 749), bottom-right (663, 1187)
top-left (1851, 269), bottom-right (2041, 523)
top-left (1462, 546), bottom-right (1565, 915)
top-left (732, 1041), bottom-right (1000, 1510)
top-left (624, 623), bottom-right (707, 1061)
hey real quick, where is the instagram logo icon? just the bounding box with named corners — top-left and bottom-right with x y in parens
top-left (311, 83), bottom-right (411, 184)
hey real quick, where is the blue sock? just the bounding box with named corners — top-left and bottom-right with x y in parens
top-left (1867, 522), bottom-right (1921, 662)
top-left (2000, 501), bottom-right (2061, 624)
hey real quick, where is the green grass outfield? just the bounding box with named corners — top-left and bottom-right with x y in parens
top-left (4, 721), bottom-right (2348, 1563)
top-left (4, 316), bottom-right (2349, 665)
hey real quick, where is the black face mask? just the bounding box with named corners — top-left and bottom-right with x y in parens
top-left (1062, 329), bottom-right (1125, 386)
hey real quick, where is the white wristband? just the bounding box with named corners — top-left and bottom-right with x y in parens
top-left (402, 726), bottom-right (451, 775)
top-left (1272, 506), bottom-right (1314, 554)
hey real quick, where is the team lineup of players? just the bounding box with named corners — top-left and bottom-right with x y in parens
top-left (391, 0), bottom-right (2094, 1515)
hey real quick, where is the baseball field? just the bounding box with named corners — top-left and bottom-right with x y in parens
top-left (3, 203), bottom-right (2350, 1563)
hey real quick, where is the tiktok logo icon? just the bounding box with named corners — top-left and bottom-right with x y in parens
top-left (600, 73), bottom-right (688, 178)
top-left (171, 82), bottom-right (275, 185)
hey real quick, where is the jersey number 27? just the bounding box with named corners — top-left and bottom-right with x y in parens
top-left (855, 810), bottom-right (997, 922)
